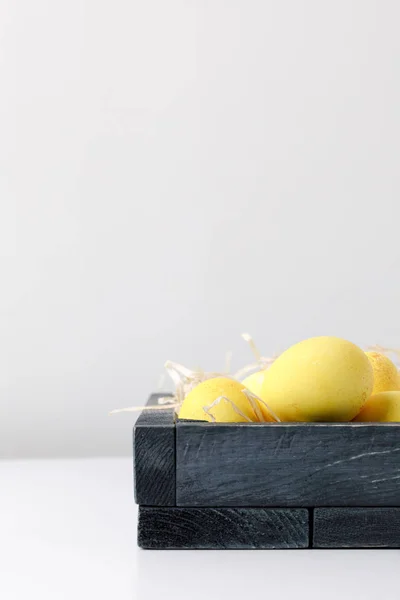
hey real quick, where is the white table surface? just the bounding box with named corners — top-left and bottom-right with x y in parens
top-left (1, 458), bottom-right (399, 600)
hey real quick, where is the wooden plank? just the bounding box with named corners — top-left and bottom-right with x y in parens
top-left (138, 507), bottom-right (309, 549)
top-left (176, 421), bottom-right (400, 507)
top-left (134, 394), bottom-right (176, 506)
top-left (314, 508), bottom-right (400, 548)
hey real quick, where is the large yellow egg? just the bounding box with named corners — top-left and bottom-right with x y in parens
top-left (178, 377), bottom-right (259, 422)
top-left (354, 391), bottom-right (400, 422)
top-left (258, 336), bottom-right (373, 422)
top-left (365, 351), bottom-right (399, 394)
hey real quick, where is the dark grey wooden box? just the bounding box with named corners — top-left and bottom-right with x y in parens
top-left (134, 395), bottom-right (400, 549)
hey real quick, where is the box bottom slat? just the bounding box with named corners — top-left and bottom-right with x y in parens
top-left (138, 507), bottom-right (310, 550)
top-left (314, 508), bottom-right (400, 548)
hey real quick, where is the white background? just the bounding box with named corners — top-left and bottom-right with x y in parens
top-left (2, 458), bottom-right (400, 600)
top-left (2, 0), bottom-right (400, 457)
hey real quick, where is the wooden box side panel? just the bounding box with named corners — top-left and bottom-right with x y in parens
top-left (176, 422), bottom-right (400, 507)
top-left (134, 394), bottom-right (176, 506)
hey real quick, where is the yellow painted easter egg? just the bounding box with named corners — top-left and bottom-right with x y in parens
top-left (353, 391), bottom-right (400, 422)
top-left (365, 351), bottom-right (399, 394)
top-left (258, 336), bottom-right (373, 422)
top-left (242, 371), bottom-right (276, 422)
top-left (178, 377), bottom-right (259, 422)
top-left (242, 371), bottom-right (265, 397)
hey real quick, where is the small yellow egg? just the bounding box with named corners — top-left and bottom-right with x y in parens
top-left (242, 371), bottom-right (265, 396)
top-left (365, 351), bottom-right (399, 394)
top-left (258, 336), bottom-right (373, 422)
top-left (353, 391), bottom-right (400, 422)
top-left (242, 371), bottom-right (276, 422)
top-left (178, 377), bottom-right (258, 422)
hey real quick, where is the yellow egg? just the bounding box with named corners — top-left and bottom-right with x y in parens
top-left (258, 336), bottom-right (373, 422)
top-left (242, 371), bottom-right (265, 396)
top-left (178, 377), bottom-right (259, 422)
top-left (242, 371), bottom-right (276, 422)
top-left (365, 351), bottom-right (399, 394)
top-left (353, 391), bottom-right (400, 422)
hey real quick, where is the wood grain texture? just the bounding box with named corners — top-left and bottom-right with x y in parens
top-left (134, 394), bottom-right (175, 506)
top-left (176, 422), bottom-right (400, 507)
top-left (314, 508), bottom-right (400, 548)
top-left (138, 507), bottom-right (309, 549)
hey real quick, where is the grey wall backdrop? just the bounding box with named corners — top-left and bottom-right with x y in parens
top-left (2, 0), bottom-right (400, 457)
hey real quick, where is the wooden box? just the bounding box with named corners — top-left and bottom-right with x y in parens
top-left (134, 395), bottom-right (400, 549)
